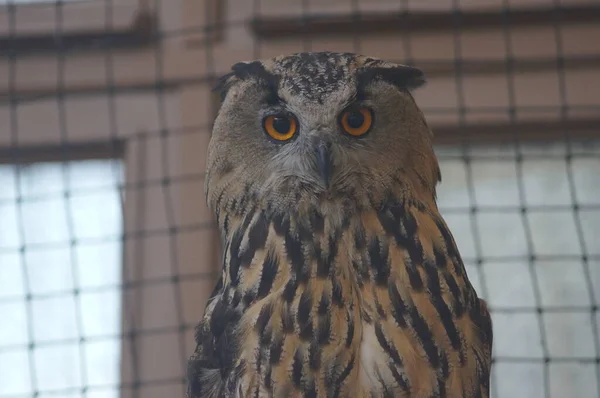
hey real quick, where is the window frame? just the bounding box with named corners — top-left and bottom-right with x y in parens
top-left (0, 140), bottom-right (127, 397)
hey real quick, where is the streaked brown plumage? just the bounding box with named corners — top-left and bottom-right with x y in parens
top-left (187, 52), bottom-right (492, 398)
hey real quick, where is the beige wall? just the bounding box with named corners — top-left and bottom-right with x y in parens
top-left (1, 0), bottom-right (599, 397)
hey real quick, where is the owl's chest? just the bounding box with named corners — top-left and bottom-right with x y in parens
top-left (228, 207), bottom-right (482, 396)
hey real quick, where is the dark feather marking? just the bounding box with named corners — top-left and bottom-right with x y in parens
top-left (305, 380), bottom-right (317, 398)
top-left (439, 375), bottom-right (447, 398)
top-left (331, 277), bottom-right (344, 307)
top-left (389, 364), bottom-right (411, 393)
top-left (402, 212), bottom-right (425, 291)
top-left (433, 245), bottom-right (448, 269)
top-left (224, 360), bottom-right (246, 396)
top-left (473, 350), bottom-right (487, 397)
top-left (239, 211), bottom-right (269, 267)
top-left (292, 348), bottom-right (304, 387)
top-left (373, 288), bottom-right (387, 320)
top-left (368, 237), bottom-right (390, 286)
top-left (405, 260), bottom-right (424, 291)
top-left (299, 322), bottom-right (313, 341)
top-left (325, 364), bottom-right (335, 396)
top-left (354, 224), bottom-right (367, 249)
top-left (377, 207), bottom-right (400, 237)
top-left (314, 244), bottom-right (325, 278)
top-left (317, 236), bottom-right (338, 278)
top-left (298, 288), bottom-right (314, 340)
top-left (237, 195), bottom-right (249, 217)
top-left (474, 345), bottom-right (492, 395)
top-left (255, 345), bottom-right (264, 383)
top-left (309, 340), bottom-right (321, 370)
top-left (424, 259), bottom-right (462, 352)
top-left (388, 282), bottom-right (408, 328)
top-left (345, 313), bottom-right (354, 348)
top-left (374, 322), bottom-right (403, 368)
top-left (285, 227), bottom-right (309, 283)
top-left (317, 314), bottom-right (331, 345)
top-left (272, 212), bottom-right (290, 236)
top-left (255, 302), bottom-right (273, 339)
top-left (298, 288), bottom-right (313, 325)
top-left (402, 208), bottom-right (418, 237)
top-left (318, 292), bottom-right (330, 316)
top-left (214, 315), bottom-right (239, 379)
top-left (264, 364), bottom-right (273, 391)
top-left (243, 290), bottom-right (257, 307)
top-left (260, 324), bottom-right (273, 347)
top-left (281, 304), bottom-right (295, 334)
top-left (257, 250), bottom-right (278, 299)
top-left (221, 213), bottom-right (230, 238)
top-left (434, 218), bottom-right (462, 265)
top-left (231, 289), bottom-right (241, 308)
top-left (377, 203), bottom-right (424, 290)
top-left (472, 298), bottom-right (493, 348)
top-left (229, 198), bottom-right (238, 212)
top-left (444, 272), bottom-right (465, 317)
top-left (409, 307), bottom-right (440, 368)
top-left (282, 277), bottom-right (299, 303)
top-left (440, 350), bottom-right (449, 379)
top-left (270, 334), bottom-right (284, 364)
top-left (341, 214), bottom-right (351, 231)
top-left (209, 294), bottom-right (230, 338)
top-left (228, 214), bottom-right (253, 286)
top-left (332, 353), bottom-right (355, 398)
top-left (310, 208), bottom-right (325, 233)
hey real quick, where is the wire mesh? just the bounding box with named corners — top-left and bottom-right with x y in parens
top-left (0, 0), bottom-right (599, 397)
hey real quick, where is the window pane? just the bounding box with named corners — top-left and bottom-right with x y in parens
top-left (436, 140), bottom-right (600, 398)
top-left (0, 159), bottom-right (123, 398)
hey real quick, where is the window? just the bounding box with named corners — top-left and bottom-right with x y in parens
top-left (0, 159), bottom-right (124, 398)
top-left (435, 140), bottom-right (600, 397)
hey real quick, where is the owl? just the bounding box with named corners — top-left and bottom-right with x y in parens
top-left (187, 52), bottom-right (492, 398)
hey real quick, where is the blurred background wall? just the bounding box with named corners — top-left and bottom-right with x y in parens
top-left (0, 0), bottom-right (598, 397)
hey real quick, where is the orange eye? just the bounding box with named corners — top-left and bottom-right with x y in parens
top-left (340, 108), bottom-right (373, 137)
top-left (263, 114), bottom-right (297, 141)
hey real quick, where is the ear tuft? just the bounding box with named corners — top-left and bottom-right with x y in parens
top-left (213, 72), bottom-right (236, 102)
top-left (358, 65), bottom-right (426, 92)
top-left (213, 61), bottom-right (279, 103)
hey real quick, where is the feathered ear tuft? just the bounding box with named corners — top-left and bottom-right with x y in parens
top-left (357, 65), bottom-right (426, 93)
top-left (213, 61), bottom-right (280, 103)
top-left (213, 71), bottom-right (236, 102)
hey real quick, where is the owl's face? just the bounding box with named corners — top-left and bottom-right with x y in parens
top-left (207, 52), bottom-right (440, 215)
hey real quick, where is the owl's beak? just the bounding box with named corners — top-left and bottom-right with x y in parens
top-left (316, 141), bottom-right (332, 188)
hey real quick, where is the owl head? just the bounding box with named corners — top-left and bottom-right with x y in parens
top-left (206, 52), bottom-right (441, 220)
